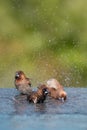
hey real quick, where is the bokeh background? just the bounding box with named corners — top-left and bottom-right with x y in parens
top-left (0, 0), bottom-right (87, 88)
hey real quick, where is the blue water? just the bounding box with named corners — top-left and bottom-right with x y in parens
top-left (0, 88), bottom-right (87, 130)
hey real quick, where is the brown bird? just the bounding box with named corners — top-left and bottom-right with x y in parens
top-left (27, 84), bottom-right (48, 103)
top-left (46, 78), bottom-right (67, 101)
top-left (14, 70), bottom-right (32, 95)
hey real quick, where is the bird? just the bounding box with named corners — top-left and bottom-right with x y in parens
top-left (14, 70), bottom-right (32, 95)
top-left (27, 84), bottom-right (48, 103)
top-left (46, 78), bottom-right (67, 101)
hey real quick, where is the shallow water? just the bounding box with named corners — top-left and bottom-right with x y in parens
top-left (0, 88), bottom-right (87, 130)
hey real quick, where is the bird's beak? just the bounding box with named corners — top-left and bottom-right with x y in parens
top-left (45, 89), bottom-right (49, 94)
top-left (15, 73), bottom-right (20, 79)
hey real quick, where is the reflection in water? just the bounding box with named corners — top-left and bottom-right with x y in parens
top-left (13, 95), bottom-right (65, 115)
top-left (14, 94), bottom-right (47, 115)
top-left (14, 100), bottom-right (28, 115)
top-left (0, 88), bottom-right (87, 130)
top-left (34, 103), bottom-right (47, 113)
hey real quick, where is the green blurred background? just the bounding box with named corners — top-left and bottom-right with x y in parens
top-left (0, 0), bottom-right (87, 88)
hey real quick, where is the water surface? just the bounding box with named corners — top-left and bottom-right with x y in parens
top-left (0, 88), bottom-right (87, 130)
